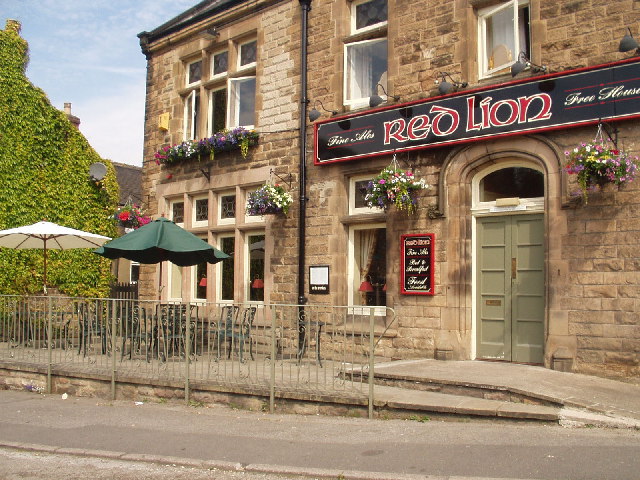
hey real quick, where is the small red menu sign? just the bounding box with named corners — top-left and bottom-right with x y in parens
top-left (400, 234), bottom-right (435, 295)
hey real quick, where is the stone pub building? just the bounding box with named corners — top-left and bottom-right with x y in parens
top-left (138, 0), bottom-right (640, 380)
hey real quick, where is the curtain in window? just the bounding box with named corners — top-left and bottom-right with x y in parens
top-left (358, 229), bottom-right (377, 278)
top-left (347, 39), bottom-right (387, 103)
top-left (486, 5), bottom-right (514, 70)
top-left (348, 43), bottom-right (373, 101)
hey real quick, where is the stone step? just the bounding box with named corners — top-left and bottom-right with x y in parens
top-left (372, 385), bottom-right (561, 422)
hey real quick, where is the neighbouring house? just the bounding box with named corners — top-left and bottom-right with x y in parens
top-left (137, 1), bottom-right (640, 381)
top-left (112, 162), bottom-right (144, 289)
top-left (0, 19), bottom-right (118, 298)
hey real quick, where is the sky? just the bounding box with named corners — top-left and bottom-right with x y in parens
top-left (2, 0), bottom-right (199, 166)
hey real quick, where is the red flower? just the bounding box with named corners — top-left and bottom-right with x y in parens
top-left (118, 211), bottom-right (131, 221)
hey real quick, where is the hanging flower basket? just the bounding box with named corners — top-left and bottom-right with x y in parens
top-left (246, 183), bottom-right (293, 216)
top-left (365, 164), bottom-right (428, 214)
top-left (114, 203), bottom-right (152, 230)
top-left (154, 127), bottom-right (259, 165)
top-left (564, 139), bottom-right (638, 203)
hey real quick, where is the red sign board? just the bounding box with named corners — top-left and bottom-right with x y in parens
top-left (400, 234), bottom-right (435, 295)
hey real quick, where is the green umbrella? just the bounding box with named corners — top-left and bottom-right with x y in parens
top-left (94, 217), bottom-right (229, 266)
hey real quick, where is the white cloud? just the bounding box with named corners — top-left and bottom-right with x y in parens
top-left (75, 83), bottom-right (146, 166)
top-left (3, 0), bottom-right (200, 166)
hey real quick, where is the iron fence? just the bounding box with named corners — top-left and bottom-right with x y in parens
top-left (0, 295), bottom-right (395, 416)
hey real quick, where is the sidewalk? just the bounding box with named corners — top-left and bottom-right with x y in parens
top-left (1, 386), bottom-right (640, 480)
top-left (369, 359), bottom-right (640, 428)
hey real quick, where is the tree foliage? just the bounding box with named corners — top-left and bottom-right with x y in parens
top-left (0, 21), bottom-right (119, 297)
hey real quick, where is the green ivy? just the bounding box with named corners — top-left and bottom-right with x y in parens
top-left (0, 22), bottom-right (119, 297)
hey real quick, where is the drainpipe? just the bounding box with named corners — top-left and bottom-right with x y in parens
top-left (297, 0), bottom-right (311, 355)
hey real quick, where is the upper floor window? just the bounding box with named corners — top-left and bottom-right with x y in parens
top-left (352, 0), bottom-right (387, 33)
top-left (229, 77), bottom-right (256, 128)
top-left (238, 40), bottom-right (257, 70)
top-left (186, 59), bottom-right (202, 86)
top-left (206, 37), bottom-right (256, 132)
top-left (184, 89), bottom-right (200, 141)
top-left (345, 0), bottom-right (388, 109)
top-left (478, 0), bottom-right (530, 78)
top-left (212, 51), bottom-right (228, 77)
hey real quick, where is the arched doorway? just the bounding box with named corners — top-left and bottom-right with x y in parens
top-left (473, 164), bottom-right (545, 364)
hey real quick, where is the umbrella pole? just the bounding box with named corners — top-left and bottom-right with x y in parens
top-left (158, 261), bottom-right (163, 301)
top-left (43, 239), bottom-right (48, 295)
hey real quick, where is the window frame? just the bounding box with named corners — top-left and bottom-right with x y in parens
top-left (217, 234), bottom-right (236, 303)
top-left (347, 223), bottom-right (387, 316)
top-left (237, 39), bottom-right (257, 71)
top-left (211, 50), bottom-right (229, 79)
top-left (245, 231), bottom-right (265, 304)
top-left (349, 174), bottom-right (377, 215)
top-left (169, 199), bottom-right (185, 226)
top-left (192, 195), bottom-right (209, 228)
top-left (228, 76), bottom-right (256, 129)
top-left (183, 89), bottom-right (200, 141)
top-left (185, 58), bottom-right (203, 87)
top-left (218, 190), bottom-right (237, 225)
top-left (471, 160), bottom-right (544, 215)
top-left (168, 262), bottom-right (183, 301)
top-left (351, 0), bottom-right (388, 34)
top-left (207, 86), bottom-right (227, 136)
top-left (478, 0), bottom-right (530, 79)
top-left (343, 37), bottom-right (388, 109)
top-left (244, 186), bottom-right (265, 224)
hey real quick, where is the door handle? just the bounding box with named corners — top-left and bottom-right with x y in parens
top-left (511, 258), bottom-right (517, 280)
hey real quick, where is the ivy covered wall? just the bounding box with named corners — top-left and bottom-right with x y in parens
top-left (0, 20), bottom-right (119, 297)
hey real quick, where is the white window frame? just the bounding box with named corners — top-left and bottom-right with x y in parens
top-left (217, 234), bottom-right (236, 303)
top-left (244, 186), bottom-right (265, 224)
top-left (471, 160), bottom-right (544, 216)
top-left (237, 39), bottom-right (257, 72)
top-left (245, 231), bottom-right (265, 304)
top-left (192, 195), bottom-right (209, 228)
top-left (351, 0), bottom-right (388, 35)
top-left (228, 76), bottom-right (256, 129)
top-left (211, 50), bottom-right (229, 79)
top-left (478, 0), bottom-right (529, 79)
top-left (186, 58), bottom-right (203, 87)
top-left (191, 236), bottom-right (209, 303)
top-left (349, 174), bottom-right (376, 215)
top-left (129, 262), bottom-right (140, 284)
top-left (218, 190), bottom-right (237, 226)
top-left (183, 89), bottom-right (199, 141)
top-left (207, 86), bottom-right (227, 136)
top-left (343, 37), bottom-right (388, 109)
top-left (168, 263), bottom-right (183, 301)
top-left (347, 223), bottom-right (386, 316)
top-left (169, 199), bottom-right (185, 227)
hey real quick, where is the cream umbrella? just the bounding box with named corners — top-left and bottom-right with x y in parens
top-left (0, 221), bottom-right (111, 293)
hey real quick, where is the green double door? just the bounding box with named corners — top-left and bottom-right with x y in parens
top-left (476, 215), bottom-right (544, 364)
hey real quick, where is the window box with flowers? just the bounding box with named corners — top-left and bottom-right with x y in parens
top-left (114, 203), bottom-right (152, 230)
top-left (246, 183), bottom-right (293, 216)
top-left (365, 162), bottom-right (429, 214)
top-left (154, 127), bottom-right (259, 165)
top-left (564, 139), bottom-right (638, 203)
